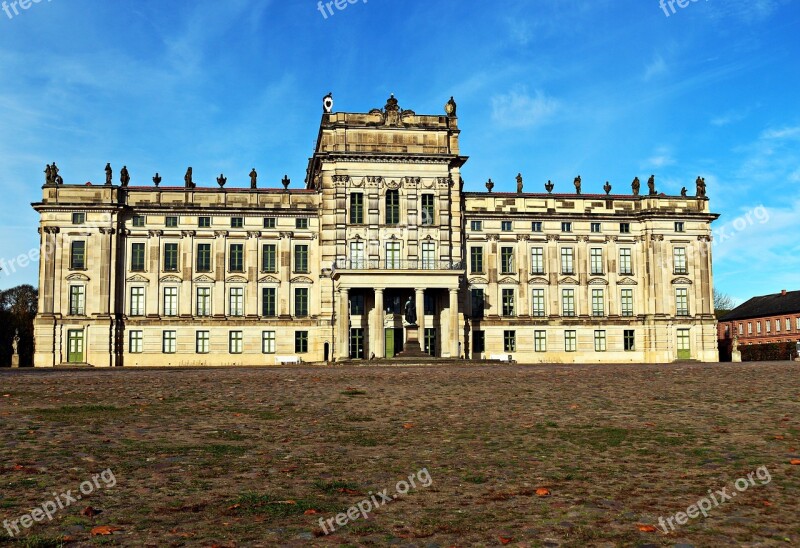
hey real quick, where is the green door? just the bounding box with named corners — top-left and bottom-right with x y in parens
top-left (677, 329), bottom-right (691, 360)
top-left (385, 329), bottom-right (395, 359)
top-left (67, 330), bottom-right (84, 363)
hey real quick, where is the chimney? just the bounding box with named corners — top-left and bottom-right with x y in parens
top-left (781, 289), bottom-right (787, 296)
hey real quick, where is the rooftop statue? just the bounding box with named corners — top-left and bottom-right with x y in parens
top-left (516, 173), bottom-right (523, 193)
top-left (696, 176), bottom-right (707, 198)
top-left (185, 167), bottom-right (194, 189)
top-left (574, 175), bottom-right (582, 195)
top-left (120, 166), bottom-right (130, 187)
top-left (105, 163), bottom-right (113, 186)
top-left (632, 176), bottom-right (640, 196)
top-left (648, 175), bottom-right (656, 196)
top-left (250, 168), bottom-right (258, 189)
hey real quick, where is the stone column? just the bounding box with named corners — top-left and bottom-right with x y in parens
top-left (415, 288), bottom-right (425, 335)
top-left (338, 288), bottom-right (350, 359)
top-left (279, 232), bottom-right (293, 318)
top-left (180, 231), bottom-right (195, 316)
top-left (214, 231), bottom-right (227, 317)
top-left (246, 232), bottom-right (260, 317)
top-left (449, 288), bottom-right (459, 357)
top-left (147, 230), bottom-right (163, 317)
top-left (373, 288), bottom-right (384, 358)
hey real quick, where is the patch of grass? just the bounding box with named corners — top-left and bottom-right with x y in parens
top-left (344, 414), bottom-right (375, 422)
top-left (340, 389), bottom-right (367, 396)
top-left (313, 479), bottom-right (361, 494)
top-left (345, 433), bottom-right (379, 447)
top-left (464, 474), bottom-right (487, 484)
top-left (201, 444), bottom-right (248, 457)
top-left (33, 405), bottom-right (125, 421)
top-left (232, 492), bottom-right (326, 519)
top-left (209, 429), bottom-right (250, 441)
top-left (557, 426), bottom-right (629, 451)
top-left (14, 536), bottom-right (68, 548)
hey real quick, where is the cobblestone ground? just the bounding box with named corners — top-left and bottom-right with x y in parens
top-left (0, 361), bottom-right (798, 547)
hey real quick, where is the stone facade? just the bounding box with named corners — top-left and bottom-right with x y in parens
top-left (31, 95), bottom-right (720, 366)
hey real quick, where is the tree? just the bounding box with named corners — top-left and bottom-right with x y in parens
top-left (714, 289), bottom-right (735, 318)
top-left (0, 284), bottom-right (38, 366)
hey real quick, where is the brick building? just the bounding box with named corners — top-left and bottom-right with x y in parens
top-left (718, 289), bottom-right (800, 346)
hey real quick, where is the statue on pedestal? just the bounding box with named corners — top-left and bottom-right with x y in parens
top-left (249, 168), bottom-right (258, 189)
top-left (105, 163), bottom-right (113, 186)
top-left (648, 175), bottom-right (657, 196)
top-left (516, 173), bottom-right (524, 194)
top-left (681, 187), bottom-right (688, 197)
top-left (632, 176), bottom-right (640, 196)
top-left (185, 167), bottom-right (194, 188)
top-left (731, 335), bottom-right (742, 363)
top-left (696, 176), bottom-right (707, 198)
top-left (11, 329), bottom-right (19, 368)
top-left (120, 166), bottom-right (130, 187)
top-left (44, 164), bottom-right (53, 185)
top-left (404, 296), bottom-right (417, 326)
top-left (573, 175), bottom-right (582, 195)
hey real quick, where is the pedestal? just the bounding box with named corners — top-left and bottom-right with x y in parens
top-left (11, 355), bottom-right (19, 368)
top-left (396, 325), bottom-right (429, 358)
top-left (731, 351), bottom-right (742, 363)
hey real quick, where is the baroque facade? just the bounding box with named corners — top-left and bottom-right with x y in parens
top-left (32, 95), bottom-right (720, 367)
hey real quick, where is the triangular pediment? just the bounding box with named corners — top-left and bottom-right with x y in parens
top-left (126, 274), bottom-right (149, 283)
top-left (226, 275), bottom-right (248, 284)
top-left (258, 275), bottom-right (281, 284)
top-left (617, 277), bottom-right (638, 285)
top-left (559, 276), bottom-right (579, 285)
top-left (528, 277), bottom-right (549, 285)
top-left (193, 275), bottom-right (215, 284)
top-left (66, 273), bottom-right (90, 281)
top-left (290, 276), bottom-right (314, 284)
top-left (498, 277), bottom-right (519, 285)
top-left (159, 275), bottom-right (182, 284)
top-left (468, 277), bottom-right (489, 286)
top-left (672, 277), bottom-right (693, 285)
top-left (588, 277), bottom-right (609, 285)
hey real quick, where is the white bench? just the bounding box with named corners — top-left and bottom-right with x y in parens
top-left (489, 354), bottom-right (513, 362)
top-left (275, 355), bottom-right (301, 365)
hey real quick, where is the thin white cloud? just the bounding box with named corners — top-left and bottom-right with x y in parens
top-left (644, 55), bottom-right (667, 81)
top-left (642, 147), bottom-right (675, 170)
top-left (711, 110), bottom-right (748, 127)
top-left (491, 88), bottom-right (560, 129)
top-left (760, 126), bottom-right (800, 140)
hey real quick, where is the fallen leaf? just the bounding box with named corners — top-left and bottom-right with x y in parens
top-left (644, 422), bottom-right (656, 427)
top-left (499, 536), bottom-right (513, 545)
top-left (81, 506), bottom-right (100, 517)
top-left (535, 488), bottom-right (551, 497)
top-left (337, 488), bottom-right (362, 496)
top-left (790, 459), bottom-right (800, 465)
top-left (774, 435), bottom-right (785, 440)
top-left (403, 423), bottom-right (415, 429)
top-left (90, 525), bottom-right (121, 536)
top-left (637, 524), bottom-right (657, 533)
top-left (762, 500), bottom-right (773, 506)
top-left (569, 404), bottom-right (579, 410)
top-left (303, 509), bottom-right (319, 515)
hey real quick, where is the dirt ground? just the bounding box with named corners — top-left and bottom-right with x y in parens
top-left (0, 361), bottom-right (798, 547)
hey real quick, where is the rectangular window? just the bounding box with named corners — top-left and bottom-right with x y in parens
top-left (132, 215), bottom-right (146, 227)
top-left (620, 223), bottom-right (630, 234)
top-left (196, 287), bottom-right (211, 316)
top-left (229, 244), bottom-right (244, 272)
top-left (534, 330), bottom-right (547, 352)
top-left (501, 220), bottom-right (512, 232)
top-left (424, 293), bottom-right (436, 316)
top-left (504, 330), bottom-right (516, 352)
top-left (424, 328), bottom-right (436, 356)
top-left (350, 193), bottom-right (364, 225)
top-left (196, 243), bottom-right (211, 272)
top-left (748, 322), bottom-right (753, 334)
top-left (796, 318), bottom-right (800, 330)
top-left (69, 285), bottom-right (85, 315)
top-left (500, 247), bottom-right (515, 274)
top-left (72, 212), bottom-right (85, 225)
top-left (130, 287), bottom-right (145, 316)
top-left (385, 190), bottom-right (400, 225)
top-left (565, 330), bottom-right (577, 352)
top-left (624, 330), bottom-right (635, 351)
top-left (675, 222), bottom-right (685, 233)
top-left (502, 288), bottom-right (515, 317)
top-left (621, 289), bottom-right (634, 317)
top-left (163, 287), bottom-right (178, 316)
top-left (263, 217), bottom-right (276, 229)
top-left (229, 331), bottom-right (243, 354)
top-left (229, 287), bottom-right (244, 317)
top-left (591, 289), bottom-right (605, 317)
top-left (590, 248), bottom-right (604, 275)
top-left (262, 287), bottom-right (276, 317)
top-left (531, 221), bottom-right (543, 233)
top-left (295, 331), bottom-right (308, 353)
top-left (196, 331), bottom-right (210, 354)
top-left (673, 247), bottom-right (687, 275)
top-left (421, 242), bottom-right (436, 270)
top-left (230, 217), bottom-right (243, 228)
top-left (470, 247), bottom-right (484, 274)
top-left (130, 242), bottom-right (145, 272)
top-left (166, 216), bottom-right (178, 228)
top-left (591, 222), bottom-right (601, 233)
top-left (294, 245), bottom-right (309, 273)
top-left (594, 330), bottom-right (607, 352)
top-left (757, 321), bottom-right (762, 334)
top-left (675, 288), bottom-right (689, 316)
top-left (561, 222), bottom-right (572, 233)
top-left (129, 331), bottom-right (143, 354)
top-left (473, 331), bottom-right (485, 353)
top-left (162, 331), bottom-right (177, 354)
top-left (561, 248), bottom-right (574, 274)
top-left (296, 218), bottom-right (309, 230)
top-left (561, 289), bottom-right (576, 317)
top-left (470, 288), bottom-right (484, 319)
top-left (163, 243), bottom-right (179, 272)
top-left (349, 241), bottom-right (365, 269)
top-left (421, 194), bottom-right (435, 226)
top-left (262, 244), bottom-right (277, 272)
top-left (262, 331), bottom-right (276, 354)
top-left (350, 293), bottom-right (365, 315)
top-left (738, 323), bottom-right (743, 335)
top-left (470, 220), bottom-right (482, 232)
top-left (786, 318), bottom-right (791, 331)
top-left (619, 248), bottom-right (632, 275)
top-left (385, 242), bottom-right (401, 269)
top-left (766, 321), bottom-right (771, 333)
top-left (295, 287), bottom-right (309, 317)
top-left (531, 247), bottom-right (544, 274)
top-left (198, 217), bottom-right (211, 228)
top-left (532, 289), bottom-right (546, 317)
top-left (69, 241), bottom-right (86, 270)
top-left (775, 319), bottom-right (780, 332)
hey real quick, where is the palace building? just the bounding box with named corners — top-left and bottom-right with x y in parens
top-left (31, 94), bottom-right (720, 367)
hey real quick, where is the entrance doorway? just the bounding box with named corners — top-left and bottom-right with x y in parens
top-left (385, 328), bottom-right (404, 358)
top-left (67, 330), bottom-right (84, 363)
top-left (323, 342), bottom-right (330, 362)
top-left (677, 329), bottom-right (691, 359)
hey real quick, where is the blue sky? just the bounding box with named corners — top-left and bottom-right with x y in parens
top-left (0, 0), bottom-right (798, 304)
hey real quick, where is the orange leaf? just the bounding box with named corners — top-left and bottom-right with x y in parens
top-left (81, 506), bottom-right (99, 517)
top-left (90, 526), bottom-right (121, 536)
top-left (774, 435), bottom-right (785, 440)
top-left (790, 459), bottom-right (800, 465)
top-left (569, 404), bottom-right (579, 410)
top-left (304, 509), bottom-right (319, 515)
top-left (535, 488), bottom-right (551, 497)
top-left (403, 423), bottom-right (415, 429)
top-left (762, 500), bottom-right (773, 506)
top-left (637, 524), bottom-right (657, 533)
top-left (499, 536), bottom-right (513, 545)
